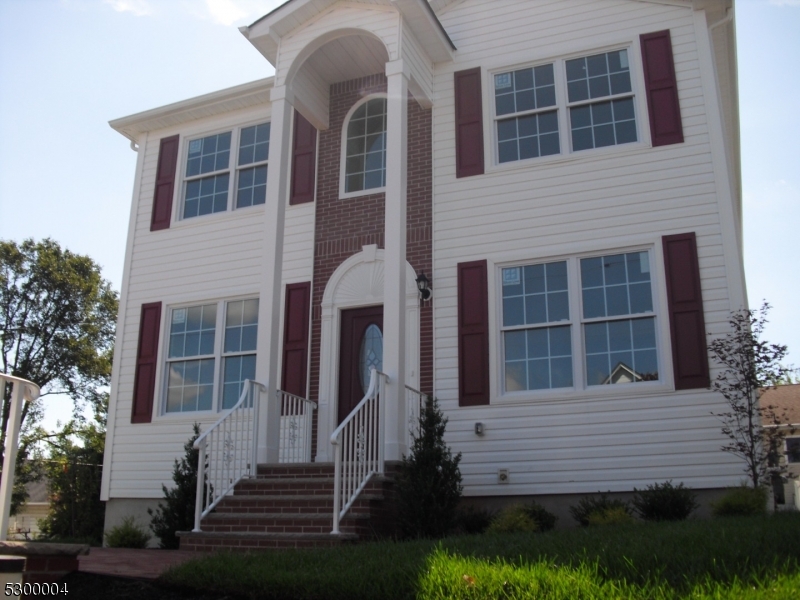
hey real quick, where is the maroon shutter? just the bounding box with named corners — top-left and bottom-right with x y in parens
top-left (458, 260), bottom-right (490, 406)
top-left (454, 68), bottom-right (485, 178)
top-left (281, 282), bottom-right (311, 397)
top-left (151, 135), bottom-right (179, 231)
top-left (640, 30), bottom-right (684, 147)
top-left (131, 302), bottom-right (162, 423)
top-left (290, 111), bottom-right (317, 205)
top-left (663, 233), bottom-right (710, 390)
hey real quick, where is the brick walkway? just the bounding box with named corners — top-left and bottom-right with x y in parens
top-left (78, 548), bottom-right (205, 579)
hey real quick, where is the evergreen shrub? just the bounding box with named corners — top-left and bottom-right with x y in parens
top-left (570, 492), bottom-right (632, 527)
top-left (487, 505), bottom-right (538, 534)
top-left (104, 516), bottom-right (151, 548)
top-left (712, 485), bottom-right (768, 517)
top-left (632, 481), bottom-right (698, 521)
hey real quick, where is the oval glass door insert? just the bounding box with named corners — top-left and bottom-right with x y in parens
top-left (359, 323), bottom-right (383, 393)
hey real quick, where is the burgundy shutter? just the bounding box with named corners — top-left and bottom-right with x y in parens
top-left (290, 111), bottom-right (317, 205)
top-left (458, 260), bottom-right (490, 406)
top-left (281, 282), bottom-right (311, 397)
top-left (454, 68), bottom-right (485, 178)
top-left (640, 30), bottom-right (684, 147)
top-left (662, 233), bottom-right (710, 390)
top-left (131, 302), bottom-right (162, 423)
top-left (151, 135), bottom-right (179, 231)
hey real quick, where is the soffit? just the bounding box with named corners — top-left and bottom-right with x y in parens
top-left (305, 35), bottom-right (389, 85)
top-left (109, 78), bottom-right (273, 142)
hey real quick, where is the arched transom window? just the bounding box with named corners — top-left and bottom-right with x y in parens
top-left (344, 97), bottom-right (387, 194)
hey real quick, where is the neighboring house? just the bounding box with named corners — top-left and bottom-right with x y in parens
top-left (761, 384), bottom-right (800, 510)
top-left (9, 480), bottom-right (49, 540)
top-left (102, 0), bottom-right (746, 545)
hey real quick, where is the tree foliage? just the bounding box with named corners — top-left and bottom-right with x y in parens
top-left (1, 238), bottom-right (117, 508)
top-left (149, 424), bottom-right (201, 549)
top-left (38, 401), bottom-right (106, 544)
top-left (395, 397), bottom-right (462, 539)
top-left (708, 302), bottom-right (795, 489)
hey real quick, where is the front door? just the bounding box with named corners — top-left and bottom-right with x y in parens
top-left (338, 305), bottom-right (383, 424)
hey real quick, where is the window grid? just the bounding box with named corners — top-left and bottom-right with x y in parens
top-left (494, 65), bottom-right (560, 164)
top-left (566, 50), bottom-right (637, 151)
top-left (182, 123), bottom-right (270, 220)
top-left (164, 299), bottom-right (259, 414)
top-left (344, 97), bottom-right (387, 194)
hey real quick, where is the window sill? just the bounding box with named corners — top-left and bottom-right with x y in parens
top-left (169, 203), bottom-right (266, 230)
top-left (338, 186), bottom-right (386, 201)
top-left (485, 140), bottom-right (650, 177)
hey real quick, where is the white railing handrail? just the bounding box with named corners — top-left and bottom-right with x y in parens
top-left (0, 374), bottom-right (40, 541)
top-left (329, 369), bottom-right (386, 445)
top-left (193, 379), bottom-right (264, 532)
top-left (194, 381), bottom-right (266, 450)
top-left (331, 367), bottom-right (387, 535)
top-left (280, 389), bottom-right (318, 408)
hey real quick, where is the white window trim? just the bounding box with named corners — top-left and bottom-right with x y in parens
top-left (492, 243), bottom-right (673, 405)
top-left (338, 93), bottom-right (388, 200)
top-left (485, 39), bottom-right (652, 172)
top-left (177, 120), bottom-right (270, 222)
top-left (158, 296), bottom-right (259, 418)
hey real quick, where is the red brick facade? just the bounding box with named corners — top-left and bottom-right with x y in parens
top-left (307, 73), bottom-right (433, 458)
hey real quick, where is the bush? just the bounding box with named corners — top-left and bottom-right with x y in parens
top-left (149, 424), bottom-right (201, 549)
top-left (487, 505), bottom-right (539, 534)
top-left (523, 501), bottom-right (558, 532)
top-left (712, 485), bottom-right (768, 517)
top-left (586, 506), bottom-right (635, 526)
top-left (570, 493), bottom-right (631, 527)
top-left (395, 397), bottom-right (463, 538)
top-left (104, 516), bottom-right (151, 548)
top-left (632, 481), bottom-right (698, 522)
top-left (454, 505), bottom-right (494, 535)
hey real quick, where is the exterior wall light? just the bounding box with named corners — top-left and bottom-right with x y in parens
top-left (415, 271), bottom-right (432, 301)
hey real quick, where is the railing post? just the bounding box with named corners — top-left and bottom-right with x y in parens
top-left (332, 440), bottom-right (341, 535)
top-left (0, 381), bottom-right (25, 542)
top-left (378, 373), bottom-right (386, 473)
top-left (251, 381), bottom-right (260, 476)
top-left (193, 437), bottom-right (207, 532)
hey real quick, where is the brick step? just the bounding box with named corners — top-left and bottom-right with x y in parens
top-left (213, 493), bottom-right (385, 514)
top-left (178, 531), bottom-right (358, 552)
top-left (231, 475), bottom-right (393, 496)
top-left (256, 463), bottom-right (335, 477)
top-left (201, 512), bottom-right (369, 535)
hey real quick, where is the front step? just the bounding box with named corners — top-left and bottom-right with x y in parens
top-left (178, 462), bottom-right (399, 551)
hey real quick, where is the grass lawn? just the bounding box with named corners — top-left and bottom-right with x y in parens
top-left (161, 513), bottom-right (800, 599)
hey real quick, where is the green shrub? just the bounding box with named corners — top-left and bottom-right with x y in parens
top-left (522, 501), bottom-right (558, 532)
top-left (104, 516), bottom-right (151, 548)
top-left (632, 480), bottom-right (698, 521)
top-left (396, 397), bottom-right (463, 539)
top-left (586, 506), bottom-right (635, 527)
top-left (570, 492), bottom-right (631, 527)
top-left (454, 505), bottom-right (494, 535)
top-left (712, 485), bottom-right (768, 517)
top-left (149, 424), bottom-right (201, 549)
top-left (487, 505), bottom-right (539, 534)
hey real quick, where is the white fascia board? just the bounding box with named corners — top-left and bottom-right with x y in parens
top-left (109, 77), bottom-right (274, 143)
top-left (392, 0), bottom-right (455, 61)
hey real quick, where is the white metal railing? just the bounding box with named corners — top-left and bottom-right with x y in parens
top-left (0, 374), bottom-right (40, 541)
top-left (330, 368), bottom-right (387, 535)
top-left (193, 379), bottom-right (264, 532)
top-left (404, 385), bottom-right (426, 450)
top-left (278, 390), bottom-right (317, 463)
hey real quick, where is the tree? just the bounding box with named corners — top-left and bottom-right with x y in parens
top-left (149, 424), bottom-right (201, 549)
top-left (395, 397), bottom-right (462, 538)
top-left (708, 302), bottom-right (794, 489)
top-left (38, 398), bottom-right (106, 544)
top-left (1, 238), bottom-right (117, 504)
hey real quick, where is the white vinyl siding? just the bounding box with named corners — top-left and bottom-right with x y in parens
top-left (433, 0), bottom-right (744, 495)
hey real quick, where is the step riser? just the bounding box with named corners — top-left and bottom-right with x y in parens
top-left (181, 537), bottom-right (355, 551)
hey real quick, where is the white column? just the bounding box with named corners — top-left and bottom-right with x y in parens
top-left (256, 85), bottom-right (294, 463)
top-left (383, 60), bottom-right (409, 461)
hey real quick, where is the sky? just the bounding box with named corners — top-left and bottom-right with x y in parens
top-left (1, 0), bottom-right (798, 431)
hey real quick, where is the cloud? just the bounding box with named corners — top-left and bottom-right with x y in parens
top-left (103, 0), bottom-right (154, 17)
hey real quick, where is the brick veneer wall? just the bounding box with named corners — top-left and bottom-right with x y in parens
top-left (308, 73), bottom-right (433, 459)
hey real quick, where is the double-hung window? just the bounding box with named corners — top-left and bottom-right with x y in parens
top-left (492, 47), bottom-right (638, 164)
top-left (501, 249), bottom-right (659, 394)
top-left (165, 298), bottom-right (258, 413)
top-left (182, 122), bottom-right (270, 219)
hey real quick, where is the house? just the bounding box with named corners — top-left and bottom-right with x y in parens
top-left (102, 0), bottom-right (746, 547)
top-left (8, 480), bottom-right (49, 541)
top-left (761, 384), bottom-right (800, 510)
